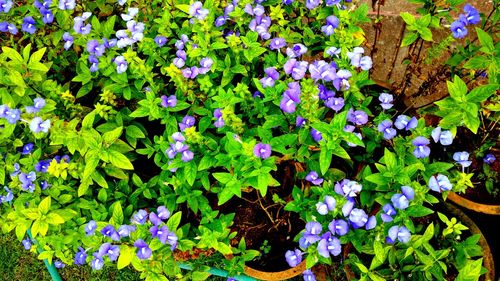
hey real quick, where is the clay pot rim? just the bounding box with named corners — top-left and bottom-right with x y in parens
top-left (342, 202), bottom-right (495, 281)
top-left (244, 259), bottom-right (306, 281)
top-left (447, 192), bottom-right (500, 215)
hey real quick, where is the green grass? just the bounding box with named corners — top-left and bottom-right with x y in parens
top-left (0, 233), bottom-right (141, 281)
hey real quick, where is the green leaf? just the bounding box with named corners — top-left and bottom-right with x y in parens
top-left (109, 150), bottom-right (134, 170)
top-left (213, 172), bottom-right (233, 184)
top-left (466, 85), bottom-right (499, 103)
top-left (383, 148), bottom-right (397, 171)
top-left (400, 12), bottom-right (416, 25)
top-left (2, 47), bottom-right (24, 62)
top-left (418, 27), bottom-right (433, 41)
top-left (46, 213), bottom-right (65, 225)
top-left (126, 125), bottom-right (145, 139)
top-left (476, 28), bottom-right (494, 54)
top-left (167, 211), bottom-right (182, 231)
top-left (319, 148), bottom-right (332, 175)
top-left (103, 126), bottom-right (123, 144)
top-left (110, 202), bottom-right (124, 225)
top-left (463, 56), bottom-right (489, 69)
top-left (447, 76), bottom-right (468, 101)
top-left (38, 197), bottom-right (51, 214)
top-left (192, 271), bottom-right (211, 281)
top-left (406, 206), bottom-right (434, 217)
top-left (184, 160), bottom-right (197, 186)
top-left (117, 245), bottom-right (135, 269)
top-left (456, 258), bottom-right (483, 281)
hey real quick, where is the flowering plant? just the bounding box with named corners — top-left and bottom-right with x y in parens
top-left (0, 0), bottom-right (496, 280)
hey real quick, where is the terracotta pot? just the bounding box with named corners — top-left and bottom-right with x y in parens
top-left (343, 202), bottom-right (495, 281)
top-left (244, 259), bottom-right (307, 281)
top-left (447, 192), bottom-right (500, 216)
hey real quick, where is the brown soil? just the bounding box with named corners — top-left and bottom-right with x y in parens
top-left (216, 161), bottom-right (306, 272)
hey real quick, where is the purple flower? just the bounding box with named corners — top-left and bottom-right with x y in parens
top-left (269, 37), bottom-right (286, 50)
top-left (5, 108), bottom-right (20, 124)
top-left (286, 44), bottom-right (307, 58)
top-left (379, 93), bottom-right (393, 110)
top-left (296, 116), bottom-right (306, 128)
top-left (283, 59), bottom-right (308, 80)
top-left (305, 0), bottom-right (320, 9)
top-left (189, 1), bottom-right (209, 20)
top-left (391, 186), bottom-right (415, 210)
top-left (386, 226), bottom-right (411, 244)
top-left (285, 249), bottom-right (302, 267)
top-left (39, 7), bottom-right (54, 24)
top-left (25, 97), bottom-right (46, 114)
top-left (21, 143), bottom-right (34, 155)
top-left (213, 108), bottom-right (225, 128)
top-left (114, 56), bottom-right (128, 74)
top-left (199, 57), bottom-right (214, 74)
top-left (484, 153), bottom-right (496, 165)
top-left (40, 180), bottom-right (50, 190)
top-left (349, 208), bottom-right (368, 229)
top-left (90, 255), bottom-right (104, 270)
top-left (54, 261), bottom-right (65, 269)
top-left (97, 243), bottom-right (120, 261)
top-left (303, 269), bottom-right (316, 281)
top-left (0, 22), bottom-right (17, 34)
top-left (181, 150), bottom-right (194, 162)
top-left (303, 222), bottom-right (322, 244)
top-left (22, 16), bottom-right (37, 34)
top-left (377, 120), bottom-right (396, 140)
top-left (22, 238), bottom-right (31, 250)
top-left (428, 174), bottom-right (452, 193)
top-left (381, 203), bottom-right (396, 222)
top-left (0, 187), bottom-right (14, 203)
top-left (254, 143), bottom-right (272, 159)
top-left (58, 0), bottom-right (76, 10)
top-left (35, 160), bottom-right (50, 173)
top-left (412, 137), bottom-right (430, 158)
top-left (347, 109), bottom-right (368, 125)
top-left (74, 247), bottom-right (87, 265)
top-left (311, 129), bottom-right (322, 142)
top-left (451, 20), bottom-right (468, 38)
top-left (134, 239), bottom-right (152, 260)
top-left (342, 180), bottom-right (362, 197)
top-left (365, 215), bottom-right (377, 230)
top-left (326, 46), bottom-right (341, 57)
top-left (19, 171), bottom-right (36, 184)
top-left (305, 171), bottom-right (323, 186)
top-left (316, 202), bottom-right (328, 215)
top-left (30, 117), bottom-right (51, 133)
top-left (85, 220), bottom-right (97, 236)
top-left (118, 225), bottom-right (136, 238)
top-left (179, 115), bottom-right (195, 131)
top-left (328, 219), bottom-right (349, 236)
top-left (324, 196), bottom-right (336, 211)
top-left (394, 115), bottom-right (418, 131)
top-left (453, 151), bottom-right (472, 169)
top-left (309, 60), bottom-right (336, 82)
top-left (155, 35), bottom-right (167, 47)
top-left (321, 15), bottom-right (339, 36)
top-left (333, 69), bottom-right (352, 91)
top-left (431, 127), bottom-right (453, 146)
top-left (88, 55), bottom-right (99, 72)
top-left (317, 232), bottom-right (341, 258)
top-left (325, 97), bottom-right (344, 112)
top-left (463, 4), bottom-right (481, 25)
top-left (0, 0), bottom-right (13, 13)
top-left (157, 206), bottom-right (171, 220)
top-left (161, 95), bottom-right (177, 108)
top-left (101, 225), bottom-right (120, 241)
top-left (149, 212), bottom-right (163, 225)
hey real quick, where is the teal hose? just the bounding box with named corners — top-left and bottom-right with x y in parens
top-left (179, 263), bottom-right (258, 281)
top-left (27, 229), bottom-right (63, 281)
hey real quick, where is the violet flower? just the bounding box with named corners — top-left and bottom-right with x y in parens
top-left (379, 93), bottom-right (393, 110)
top-left (302, 222), bottom-right (322, 245)
top-left (453, 151), bottom-right (472, 169)
top-left (134, 239), bottom-right (152, 260)
top-left (412, 137), bottom-right (430, 159)
top-left (328, 219), bottom-right (349, 236)
top-left (428, 174), bottom-right (452, 193)
top-left (317, 232), bottom-right (341, 258)
top-left (254, 143), bottom-right (272, 159)
top-left (381, 203), bottom-right (396, 222)
top-left (285, 249), bottom-right (302, 267)
top-left (431, 127), bottom-right (453, 146)
top-left (394, 115), bottom-right (418, 131)
top-left (391, 186), bottom-right (415, 210)
top-left (386, 225), bottom-right (411, 244)
top-left (377, 120), bottom-right (396, 140)
top-left (305, 171), bottom-right (323, 186)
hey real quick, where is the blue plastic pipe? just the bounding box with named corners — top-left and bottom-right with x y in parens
top-left (27, 229), bottom-right (63, 281)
